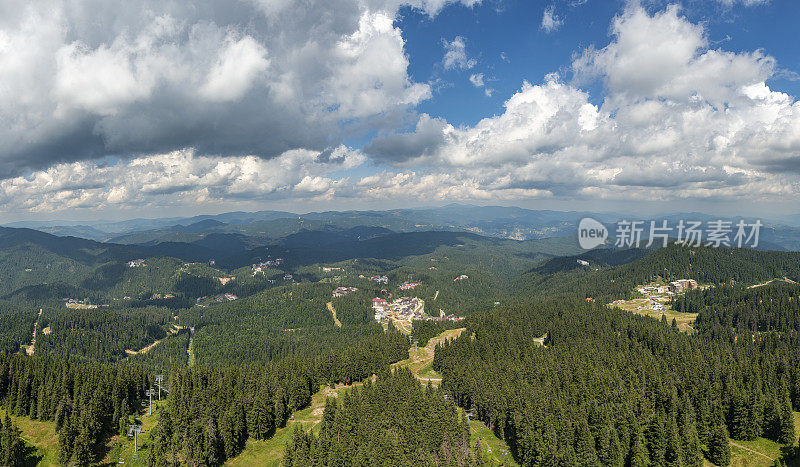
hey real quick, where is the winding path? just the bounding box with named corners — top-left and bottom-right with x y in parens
top-left (187, 327), bottom-right (195, 367)
top-left (748, 277), bottom-right (798, 289)
top-left (392, 328), bottom-right (465, 385)
top-left (326, 302), bottom-right (342, 327)
top-left (26, 309), bottom-right (43, 356)
top-left (125, 325), bottom-right (182, 356)
top-left (729, 441), bottom-right (774, 462)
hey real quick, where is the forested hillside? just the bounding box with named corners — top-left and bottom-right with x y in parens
top-left (3, 222), bottom-right (800, 465)
top-left (282, 369), bottom-right (482, 466)
top-left (146, 330), bottom-right (408, 464)
top-left (675, 283), bottom-right (800, 334)
top-left (35, 306), bottom-right (174, 362)
top-left (518, 243), bottom-right (800, 301)
top-left (434, 297), bottom-right (800, 466)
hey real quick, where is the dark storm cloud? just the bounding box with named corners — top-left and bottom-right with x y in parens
top-left (0, 0), bottom-right (437, 177)
top-left (364, 114), bottom-right (448, 162)
top-left (612, 166), bottom-right (750, 188)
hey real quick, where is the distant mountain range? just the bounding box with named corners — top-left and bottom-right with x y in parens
top-left (4, 204), bottom-right (800, 251)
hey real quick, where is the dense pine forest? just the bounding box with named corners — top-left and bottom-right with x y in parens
top-left (0, 413), bottom-right (26, 464)
top-left (434, 294), bottom-right (800, 466)
top-left (1, 223), bottom-right (800, 465)
top-left (282, 369), bottom-right (483, 466)
top-left (675, 282), bottom-right (800, 334)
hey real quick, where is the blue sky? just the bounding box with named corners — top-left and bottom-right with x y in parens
top-left (398, 0), bottom-right (800, 127)
top-left (0, 0), bottom-right (799, 222)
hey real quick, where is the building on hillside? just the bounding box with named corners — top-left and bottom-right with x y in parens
top-left (370, 275), bottom-right (389, 284)
top-left (283, 274), bottom-right (294, 281)
top-left (577, 259), bottom-right (590, 266)
top-left (65, 298), bottom-right (98, 309)
top-left (214, 293), bottom-right (238, 302)
top-left (372, 298), bottom-right (388, 321)
top-left (668, 279), bottom-right (698, 293)
top-left (372, 296), bottom-right (424, 321)
top-left (127, 259), bottom-right (146, 268)
top-left (400, 282), bottom-right (420, 290)
top-left (218, 277), bottom-right (235, 285)
top-left (253, 258), bottom-right (284, 273)
top-left (392, 297), bottom-right (425, 319)
top-left (454, 274), bottom-right (469, 281)
top-left (333, 286), bottom-right (358, 298)
top-left (421, 310), bottom-right (464, 323)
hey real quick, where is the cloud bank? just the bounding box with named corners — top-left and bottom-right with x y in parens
top-left (0, 0), bottom-right (482, 177)
top-left (1, 2), bottom-right (799, 214)
top-left (366, 5), bottom-right (800, 203)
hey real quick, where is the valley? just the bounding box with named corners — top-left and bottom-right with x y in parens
top-left (6, 0), bottom-right (800, 464)
top-left (0, 211), bottom-right (799, 465)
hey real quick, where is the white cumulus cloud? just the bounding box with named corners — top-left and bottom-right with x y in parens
top-left (364, 5), bottom-right (800, 205)
top-left (540, 5), bottom-right (563, 33)
top-left (469, 73), bottom-right (485, 87)
top-left (442, 36), bottom-right (476, 70)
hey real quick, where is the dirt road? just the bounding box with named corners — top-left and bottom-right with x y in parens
top-left (26, 308), bottom-right (43, 356)
top-left (326, 302), bottom-right (342, 327)
top-left (393, 328), bottom-right (465, 385)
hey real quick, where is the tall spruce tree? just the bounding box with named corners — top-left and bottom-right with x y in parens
top-left (707, 423), bottom-right (732, 466)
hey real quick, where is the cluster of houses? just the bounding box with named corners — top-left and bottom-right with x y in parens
top-left (252, 258), bottom-right (284, 273)
top-left (322, 267), bottom-right (342, 272)
top-left (64, 298), bottom-right (98, 309)
top-left (372, 296), bottom-right (425, 322)
top-left (636, 300), bottom-right (664, 312)
top-left (127, 259), bottom-right (146, 268)
top-left (215, 293), bottom-right (238, 302)
top-left (610, 297), bottom-right (663, 312)
top-left (332, 287), bottom-right (358, 298)
top-left (368, 275), bottom-right (389, 284)
top-left (637, 285), bottom-right (667, 295)
top-left (399, 282), bottom-right (420, 290)
top-left (423, 313), bottom-right (464, 323)
top-left (218, 277), bottom-right (235, 285)
top-left (454, 274), bottom-right (469, 281)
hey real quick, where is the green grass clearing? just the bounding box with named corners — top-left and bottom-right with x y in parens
top-left (610, 298), bottom-right (698, 332)
top-left (467, 417), bottom-right (518, 466)
top-left (227, 382), bottom-right (364, 466)
top-left (0, 408), bottom-right (59, 466)
top-left (103, 399), bottom-right (167, 466)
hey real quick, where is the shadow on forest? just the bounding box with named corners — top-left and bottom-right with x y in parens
top-left (777, 444), bottom-right (800, 466)
top-left (19, 442), bottom-right (42, 467)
